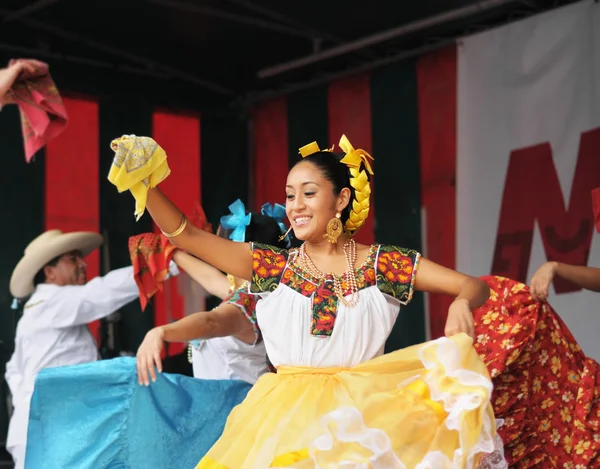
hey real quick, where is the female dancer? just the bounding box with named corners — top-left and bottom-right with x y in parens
top-left (136, 199), bottom-right (289, 385)
top-left (110, 134), bottom-right (506, 468)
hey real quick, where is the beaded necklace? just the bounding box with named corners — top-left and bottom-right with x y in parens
top-left (298, 238), bottom-right (359, 307)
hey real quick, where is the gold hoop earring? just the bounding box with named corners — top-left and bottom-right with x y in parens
top-left (323, 212), bottom-right (343, 244)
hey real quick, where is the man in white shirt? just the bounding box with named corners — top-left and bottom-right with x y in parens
top-left (4, 229), bottom-right (161, 469)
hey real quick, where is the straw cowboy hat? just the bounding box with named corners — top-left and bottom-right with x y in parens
top-left (10, 229), bottom-right (103, 298)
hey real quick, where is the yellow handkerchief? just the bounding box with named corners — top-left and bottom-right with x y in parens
top-left (108, 135), bottom-right (171, 220)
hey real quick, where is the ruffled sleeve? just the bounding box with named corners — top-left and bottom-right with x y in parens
top-left (249, 242), bottom-right (289, 294)
top-left (375, 245), bottom-right (420, 305)
top-left (224, 285), bottom-right (261, 345)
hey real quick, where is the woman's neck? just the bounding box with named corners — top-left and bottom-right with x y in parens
top-left (304, 236), bottom-right (348, 257)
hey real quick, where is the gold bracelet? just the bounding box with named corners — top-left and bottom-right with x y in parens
top-left (227, 274), bottom-right (236, 294)
top-left (161, 214), bottom-right (188, 238)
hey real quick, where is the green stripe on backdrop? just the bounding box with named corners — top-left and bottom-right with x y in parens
top-left (202, 113), bottom-right (248, 311)
top-left (99, 95), bottom-right (154, 354)
top-left (371, 59), bottom-right (426, 351)
top-left (201, 113), bottom-right (249, 228)
top-left (0, 107), bottom-right (45, 440)
top-left (287, 86), bottom-right (329, 169)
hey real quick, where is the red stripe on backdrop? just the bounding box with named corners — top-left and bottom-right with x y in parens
top-left (327, 74), bottom-right (374, 245)
top-left (417, 46), bottom-right (458, 339)
top-left (252, 98), bottom-right (289, 210)
top-left (45, 97), bottom-right (101, 341)
top-left (152, 111), bottom-right (201, 356)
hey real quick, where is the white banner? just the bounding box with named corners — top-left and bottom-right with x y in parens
top-left (457, 0), bottom-right (600, 359)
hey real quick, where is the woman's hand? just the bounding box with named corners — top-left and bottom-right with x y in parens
top-left (172, 249), bottom-right (184, 263)
top-left (136, 327), bottom-right (165, 386)
top-left (530, 261), bottom-right (557, 301)
top-left (0, 60), bottom-right (38, 103)
top-left (445, 298), bottom-right (475, 339)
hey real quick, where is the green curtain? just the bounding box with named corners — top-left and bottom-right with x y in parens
top-left (287, 86), bottom-right (329, 168)
top-left (202, 112), bottom-right (249, 311)
top-left (98, 93), bottom-right (154, 354)
top-left (0, 106), bottom-right (45, 441)
top-left (201, 112), bottom-right (249, 228)
top-left (371, 59), bottom-right (426, 351)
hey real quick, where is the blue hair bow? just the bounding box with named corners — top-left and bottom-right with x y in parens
top-left (261, 202), bottom-right (290, 247)
top-left (220, 199), bottom-right (251, 242)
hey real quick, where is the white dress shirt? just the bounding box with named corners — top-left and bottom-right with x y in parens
top-left (4, 265), bottom-right (140, 451)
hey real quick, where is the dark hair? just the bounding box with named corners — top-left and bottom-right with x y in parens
top-left (217, 213), bottom-right (293, 249)
top-left (294, 151), bottom-right (370, 227)
top-left (33, 255), bottom-right (61, 287)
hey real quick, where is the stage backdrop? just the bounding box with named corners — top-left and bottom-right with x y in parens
top-left (457, 0), bottom-right (600, 359)
top-left (0, 96), bottom-right (247, 359)
top-left (412, 0), bottom-right (600, 358)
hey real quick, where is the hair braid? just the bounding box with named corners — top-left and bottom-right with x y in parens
top-left (345, 166), bottom-right (371, 235)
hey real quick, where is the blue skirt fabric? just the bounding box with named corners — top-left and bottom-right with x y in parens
top-left (25, 357), bottom-right (251, 469)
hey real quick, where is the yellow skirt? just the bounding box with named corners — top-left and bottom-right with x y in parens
top-left (197, 333), bottom-right (501, 469)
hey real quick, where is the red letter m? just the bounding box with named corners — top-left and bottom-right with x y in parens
top-left (491, 127), bottom-right (600, 293)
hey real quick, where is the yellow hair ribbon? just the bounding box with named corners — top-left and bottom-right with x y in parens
top-left (338, 134), bottom-right (374, 175)
top-left (298, 141), bottom-right (335, 158)
top-left (298, 141), bottom-right (321, 157)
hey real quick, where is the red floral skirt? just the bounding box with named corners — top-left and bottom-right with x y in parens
top-left (473, 276), bottom-right (600, 468)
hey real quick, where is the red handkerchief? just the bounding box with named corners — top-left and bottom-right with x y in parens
top-left (592, 188), bottom-right (600, 233)
top-left (129, 233), bottom-right (176, 311)
top-left (128, 201), bottom-right (213, 309)
top-left (5, 59), bottom-right (68, 162)
top-left (188, 201), bottom-right (213, 233)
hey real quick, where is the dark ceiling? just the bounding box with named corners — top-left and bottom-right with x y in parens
top-left (0, 0), bottom-right (578, 111)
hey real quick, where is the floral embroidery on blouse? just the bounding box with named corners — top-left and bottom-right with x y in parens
top-left (250, 243), bottom-right (288, 293)
top-left (248, 244), bottom-right (420, 337)
top-left (283, 247), bottom-right (377, 337)
top-left (375, 245), bottom-right (420, 305)
top-left (311, 281), bottom-right (337, 337)
top-left (225, 283), bottom-right (261, 344)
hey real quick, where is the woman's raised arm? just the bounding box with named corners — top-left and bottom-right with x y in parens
top-left (146, 188), bottom-right (253, 280)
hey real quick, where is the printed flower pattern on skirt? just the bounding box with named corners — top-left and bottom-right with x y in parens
top-left (473, 276), bottom-right (600, 468)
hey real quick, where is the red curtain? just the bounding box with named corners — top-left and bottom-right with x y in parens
top-left (328, 74), bottom-right (374, 245)
top-left (417, 46), bottom-right (458, 339)
top-left (252, 97), bottom-right (289, 210)
top-left (45, 97), bottom-right (100, 341)
top-left (152, 111), bottom-right (202, 356)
